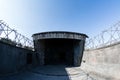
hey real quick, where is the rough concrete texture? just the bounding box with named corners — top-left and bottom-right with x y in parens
top-left (0, 65), bottom-right (95, 80)
top-left (0, 41), bottom-right (37, 75)
top-left (81, 43), bottom-right (120, 80)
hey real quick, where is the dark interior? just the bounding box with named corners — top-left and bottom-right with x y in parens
top-left (27, 53), bottom-right (32, 64)
top-left (44, 39), bottom-right (75, 66)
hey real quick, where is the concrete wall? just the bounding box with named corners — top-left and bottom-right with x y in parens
top-left (81, 43), bottom-right (120, 80)
top-left (0, 41), bottom-right (37, 75)
top-left (74, 40), bottom-right (85, 66)
top-left (34, 40), bottom-right (45, 65)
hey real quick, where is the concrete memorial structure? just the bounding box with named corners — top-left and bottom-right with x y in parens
top-left (32, 31), bottom-right (88, 66)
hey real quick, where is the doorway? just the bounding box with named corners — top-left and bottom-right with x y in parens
top-left (44, 39), bottom-right (74, 66)
top-left (27, 53), bottom-right (32, 64)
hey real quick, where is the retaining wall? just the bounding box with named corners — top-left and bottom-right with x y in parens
top-left (81, 43), bottom-right (120, 80)
top-left (0, 41), bottom-right (37, 75)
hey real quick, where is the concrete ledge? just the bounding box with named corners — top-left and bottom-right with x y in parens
top-left (32, 31), bottom-right (88, 40)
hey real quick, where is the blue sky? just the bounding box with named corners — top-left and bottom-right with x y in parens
top-left (0, 0), bottom-right (120, 39)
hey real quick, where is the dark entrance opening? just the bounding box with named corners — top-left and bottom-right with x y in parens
top-left (27, 53), bottom-right (32, 64)
top-left (44, 39), bottom-right (74, 66)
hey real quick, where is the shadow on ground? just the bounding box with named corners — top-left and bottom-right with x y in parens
top-left (0, 65), bottom-right (94, 80)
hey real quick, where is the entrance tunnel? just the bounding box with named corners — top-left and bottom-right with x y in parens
top-left (43, 39), bottom-right (75, 65)
top-left (32, 31), bottom-right (88, 66)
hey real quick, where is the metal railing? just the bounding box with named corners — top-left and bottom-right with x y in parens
top-left (85, 21), bottom-right (120, 50)
top-left (0, 20), bottom-right (33, 50)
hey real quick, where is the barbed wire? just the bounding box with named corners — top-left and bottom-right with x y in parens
top-left (1, 20), bottom-right (120, 50)
top-left (85, 21), bottom-right (120, 50)
top-left (0, 20), bottom-right (33, 49)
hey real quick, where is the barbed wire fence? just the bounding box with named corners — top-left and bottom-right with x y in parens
top-left (0, 20), bottom-right (34, 50)
top-left (85, 21), bottom-right (120, 50)
top-left (1, 20), bottom-right (120, 50)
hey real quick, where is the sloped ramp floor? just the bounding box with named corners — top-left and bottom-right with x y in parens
top-left (0, 65), bottom-right (95, 80)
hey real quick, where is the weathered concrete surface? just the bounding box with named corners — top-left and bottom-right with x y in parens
top-left (0, 41), bottom-right (37, 75)
top-left (33, 31), bottom-right (87, 66)
top-left (81, 43), bottom-right (120, 80)
top-left (0, 65), bottom-right (95, 80)
top-left (32, 31), bottom-right (88, 40)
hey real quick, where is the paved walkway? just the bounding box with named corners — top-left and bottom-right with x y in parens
top-left (0, 65), bottom-right (95, 80)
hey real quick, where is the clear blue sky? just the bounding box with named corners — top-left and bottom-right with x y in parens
top-left (0, 0), bottom-right (120, 39)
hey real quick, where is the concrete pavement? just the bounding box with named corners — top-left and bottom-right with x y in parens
top-left (0, 65), bottom-right (95, 80)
